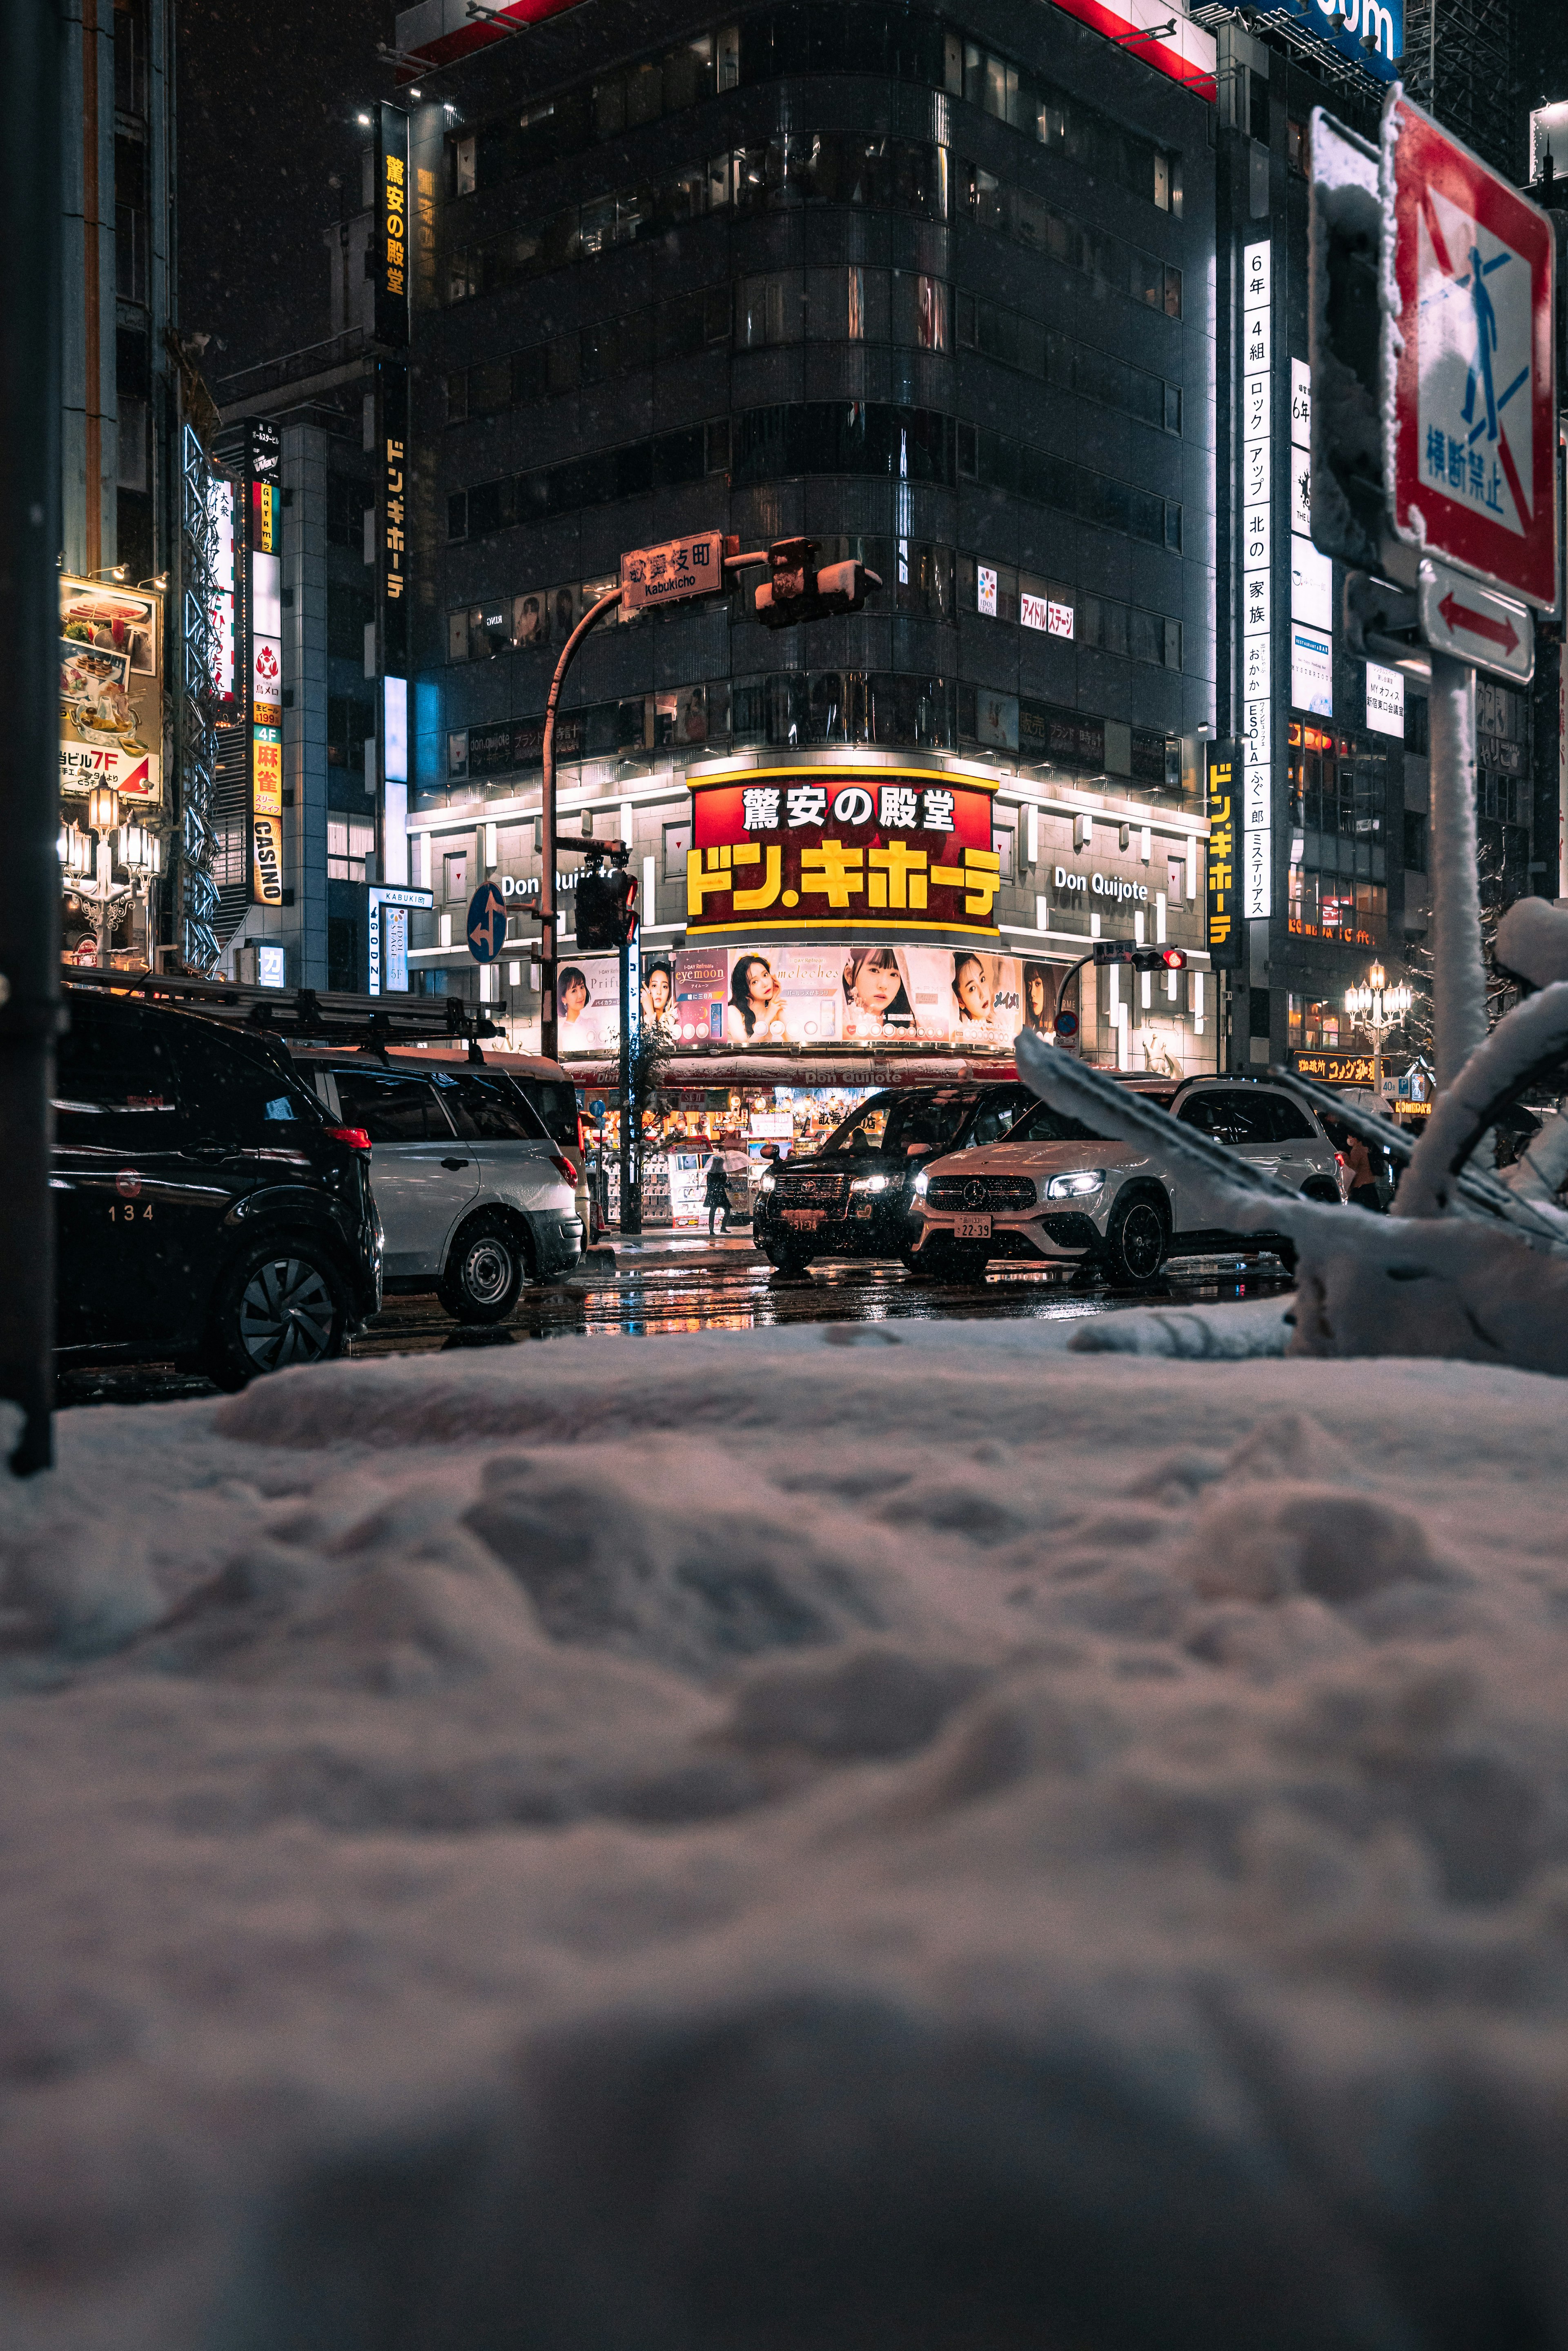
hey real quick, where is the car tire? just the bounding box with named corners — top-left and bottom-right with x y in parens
top-left (1100, 1192), bottom-right (1168, 1289)
top-left (438, 1214), bottom-right (526, 1323)
top-left (204, 1239), bottom-right (348, 1391)
top-left (762, 1241), bottom-right (813, 1276)
top-left (918, 1238), bottom-right (991, 1285)
top-left (1300, 1177), bottom-right (1341, 1204)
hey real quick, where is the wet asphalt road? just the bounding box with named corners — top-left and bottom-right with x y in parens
top-left (57, 1245), bottom-right (1293, 1410)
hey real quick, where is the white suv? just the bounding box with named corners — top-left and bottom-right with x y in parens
top-left (910, 1074), bottom-right (1346, 1286)
top-left (295, 1054), bottom-right (583, 1319)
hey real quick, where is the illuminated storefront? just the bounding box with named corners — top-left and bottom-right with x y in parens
top-left (406, 749), bottom-right (1212, 1173)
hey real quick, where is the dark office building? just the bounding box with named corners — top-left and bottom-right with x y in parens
top-left (394, 0), bottom-right (1221, 1070)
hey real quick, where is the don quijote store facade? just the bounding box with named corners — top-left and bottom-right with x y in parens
top-left (407, 744), bottom-right (1211, 1165)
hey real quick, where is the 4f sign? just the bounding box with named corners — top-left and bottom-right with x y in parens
top-left (1388, 94), bottom-right (1558, 611)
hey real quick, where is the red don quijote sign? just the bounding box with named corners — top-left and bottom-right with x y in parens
top-left (686, 769), bottom-right (1001, 940)
top-left (1387, 93), bottom-right (1558, 610)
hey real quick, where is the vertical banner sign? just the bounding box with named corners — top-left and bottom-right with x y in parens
top-left (375, 105), bottom-right (410, 348)
top-left (381, 360), bottom-right (408, 680)
top-left (246, 430), bottom-right (285, 908)
top-left (1240, 237), bottom-right (1273, 921)
top-left (1205, 740), bottom-right (1243, 970)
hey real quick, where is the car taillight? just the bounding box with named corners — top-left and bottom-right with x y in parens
top-left (552, 1152), bottom-right (578, 1185)
top-left (326, 1125), bottom-right (372, 1154)
top-left (1334, 1151), bottom-right (1346, 1168)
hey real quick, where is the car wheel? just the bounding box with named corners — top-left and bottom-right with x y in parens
top-left (1300, 1177), bottom-right (1341, 1204)
top-left (762, 1242), bottom-right (813, 1277)
top-left (917, 1238), bottom-right (991, 1285)
top-left (205, 1241), bottom-right (347, 1390)
top-left (439, 1214), bottom-right (526, 1323)
top-left (1100, 1192), bottom-right (1168, 1288)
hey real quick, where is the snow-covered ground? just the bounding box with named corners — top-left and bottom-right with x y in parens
top-left (5, 1321), bottom-right (1568, 2350)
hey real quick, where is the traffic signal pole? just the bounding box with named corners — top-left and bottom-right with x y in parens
top-left (539, 585), bottom-right (624, 1062)
top-left (0, 0), bottom-right (62, 1475)
top-left (539, 538), bottom-right (869, 1067)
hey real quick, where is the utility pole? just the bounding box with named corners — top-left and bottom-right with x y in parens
top-left (0, 0), bottom-right (62, 1475)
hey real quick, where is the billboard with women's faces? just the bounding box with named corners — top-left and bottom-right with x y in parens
top-left (555, 944), bottom-right (1080, 1054)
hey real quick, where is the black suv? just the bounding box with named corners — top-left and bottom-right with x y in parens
top-left (754, 1084), bottom-right (1033, 1273)
top-left (54, 985), bottom-right (382, 1387)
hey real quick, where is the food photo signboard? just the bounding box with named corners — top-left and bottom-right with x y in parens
top-left (685, 766), bottom-right (1002, 940)
top-left (58, 577), bottom-right (162, 805)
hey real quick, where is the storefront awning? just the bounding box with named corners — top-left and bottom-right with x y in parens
top-left (564, 1047), bottom-right (1020, 1091)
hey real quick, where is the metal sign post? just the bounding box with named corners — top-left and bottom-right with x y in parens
top-left (0, 0), bottom-right (60, 1475)
top-left (1310, 93), bottom-right (1559, 1094)
top-left (617, 923), bottom-right (641, 1236)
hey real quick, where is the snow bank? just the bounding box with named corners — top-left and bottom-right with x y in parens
top-left (5, 1329), bottom-right (1568, 2350)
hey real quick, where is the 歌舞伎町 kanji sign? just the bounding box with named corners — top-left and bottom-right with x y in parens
top-left (1387, 93), bottom-right (1558, 611)
top-left (685, 769), bottom-right (1001, 939)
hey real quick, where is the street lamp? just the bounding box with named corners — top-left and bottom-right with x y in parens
top-left (61, 796), bottom-right (162, 967)
top-left (1345, 959), bottom-right (1413, 1099)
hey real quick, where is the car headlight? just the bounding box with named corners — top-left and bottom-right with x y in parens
top-left (850, 1172), bottom-right (892, 1194)
top-left (1045, 1169), bottom-right (1106, 1199)
top-left (912, 1168), bottom-right (930, 1198)
top-left (759, 1172), bottom-right (775, 1193)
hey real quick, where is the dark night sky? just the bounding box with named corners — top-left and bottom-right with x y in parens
top-left (177, 0), bottom-right (399, 392)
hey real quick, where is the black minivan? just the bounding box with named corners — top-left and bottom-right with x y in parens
top-left (54, 985), bottom-right (382, 1386)
top-left (753, 1083), bottom-right (1033, 1274)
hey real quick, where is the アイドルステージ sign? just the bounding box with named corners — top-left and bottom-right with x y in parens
top-left (1387, 94), bottom-right (1558, 610)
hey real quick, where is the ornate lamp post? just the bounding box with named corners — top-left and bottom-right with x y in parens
top-left (60, 791), bottom-right (164, 966)
top-left (1345, 960), bottom-right (1413, 1101)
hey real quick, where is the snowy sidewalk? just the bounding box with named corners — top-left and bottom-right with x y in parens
top-left (2, 1319), bottom-right (1567, 2349)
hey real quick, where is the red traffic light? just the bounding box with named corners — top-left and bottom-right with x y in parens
top-left (1160, 948), bottom-right (1187, 969)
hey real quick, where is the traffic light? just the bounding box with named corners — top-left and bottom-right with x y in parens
top-left (575, 845), bottom-right (637, 949)
top-left (754, 536), bottom-right (881, 629)
top-left (1092, 943), bottom-right (1187, 972)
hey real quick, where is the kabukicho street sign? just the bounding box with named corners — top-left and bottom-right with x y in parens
top-left (619, 532), bottom-right (725, 613)
top-left (1386, 92), bottom-right (1558, 613)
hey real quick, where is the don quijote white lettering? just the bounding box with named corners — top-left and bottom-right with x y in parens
top-left (1054, 866), bottom-right (1147, 903)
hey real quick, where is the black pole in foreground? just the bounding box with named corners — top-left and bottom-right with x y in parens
top-left (0, 0), bottom-right (62, 1475)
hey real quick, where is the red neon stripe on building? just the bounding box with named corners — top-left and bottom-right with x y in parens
top-left (404, 0), bottom-right (1217, 100)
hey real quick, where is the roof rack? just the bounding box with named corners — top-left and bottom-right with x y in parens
top-left (61, 965), bottom-right (501, 1055)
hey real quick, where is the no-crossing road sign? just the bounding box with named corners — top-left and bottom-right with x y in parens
top-left (1387, 93), bottom-right (1558, 611)
top-left (466, 878), bottom-right (507, 963)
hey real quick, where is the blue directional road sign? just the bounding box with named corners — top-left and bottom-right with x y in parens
top-left (466, 879), bottom-right (507, 963)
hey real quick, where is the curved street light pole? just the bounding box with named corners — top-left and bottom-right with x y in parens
top-left (537, 548), bottom-right (773, 1065)
top-left (538, 585), bottom-right (623, 1064)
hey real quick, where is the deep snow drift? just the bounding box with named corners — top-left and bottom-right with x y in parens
top-left (5, 1324), bottom-right (1568, 2350)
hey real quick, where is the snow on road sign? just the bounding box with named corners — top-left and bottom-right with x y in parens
top-left (1387, 93), bottom-right (1558, 611)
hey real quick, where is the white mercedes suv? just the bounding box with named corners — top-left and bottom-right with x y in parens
top-left (909, 1074), bottom-right (1347, 1285)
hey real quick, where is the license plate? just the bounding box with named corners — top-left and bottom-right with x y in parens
top-left (953, 1214), bottom-right (992, 1240)
top-left (782, 1208), bottom-right (824, 1229)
